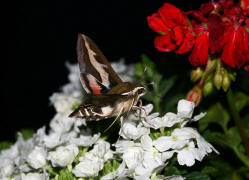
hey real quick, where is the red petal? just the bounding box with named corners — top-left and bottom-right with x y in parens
top-left (189, 31), bottom-right (209, 66)
top-left (221, 28), bottom-right (237, 67)
top-left (246, 18), bottom-right (249, 27)
top-left (221, 26), bottom-right (249, 68)
top-left (200, 2), bottom-right (214, 14)
top-left (237, 27), bottom-right (249, 67)
top-left (147, 13), bottom-right (169, 34)
top-left (176, 30), bottom-right (195, 54)
top-left (208, 14), bottom-right (224, 54)
top-left (158, 3), bottom-right (187, 29)
top-left (240, 0), bottom-right (249, 14)
top-left (173, 26), bottom-right (184, 45)
top-left (154, 35), bottom-right (176, 52)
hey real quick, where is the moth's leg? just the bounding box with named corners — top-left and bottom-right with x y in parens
top-left (104, 106), bottom-right (124, 133)
top-left (133, 100), bottom-right (148, 118)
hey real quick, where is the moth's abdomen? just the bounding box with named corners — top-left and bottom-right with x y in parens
top-left (69, 104), bottom-right (113, 120)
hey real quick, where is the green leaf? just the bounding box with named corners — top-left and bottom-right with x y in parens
top-left (184, 172), bottom-right (210, 180)
top-left (0, 141), bottom-right (12, 151)
top-left (203, 127), bottom-right (241, 149)
top-left (201, 166), bottom-right (218, 174)
top-left (199, 103), bottom-right (230, 132)
top-left (134, 62), bottom-right (144, 76)
top-left (158, 76), bottom-right (176, 97)
top-left (72, 102), bottom-right (80, 111)
top-left (234, 92), bottom-right (249, 112)
top-left (18, 129), bottom-right (35, 140)
top-left (164, 165), bottom-right (187, 176)
top-left (141, 54), bottom-right (155, 71)
top-left (163, 94), bottom-right (185, 113)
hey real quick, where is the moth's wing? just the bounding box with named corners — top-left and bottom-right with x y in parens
top-left (77, 33), bottom-right (123, 94)
top-left (84, 94), bottom-right (127, 106)
top-left (68, 94), bottom-right (127, 118)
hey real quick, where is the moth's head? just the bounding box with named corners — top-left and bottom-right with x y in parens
top-left (133, 84), bottom-right (147, 97)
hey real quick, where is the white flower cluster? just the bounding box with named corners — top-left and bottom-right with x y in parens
top-left (0, 60), bottom-right (218, 180)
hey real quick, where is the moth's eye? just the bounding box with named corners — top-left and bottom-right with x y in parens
top-left (137, 88), bottom-right (146, 95)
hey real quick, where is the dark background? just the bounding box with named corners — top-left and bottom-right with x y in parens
top-left (1, 0), bottom-right (206, 141)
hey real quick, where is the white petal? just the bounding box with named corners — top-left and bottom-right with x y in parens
top-left (70, 133), bottom-right (100, 147)
top-left (153, 136), bottom-right (188, 152)
top-left (119, 121), bottom-right (149, 140)
top-left (123, 146), bottom-right (144, 170)
top-left (141, 135), bottom-right (153, 151)
top-left (177, 99), bottom-right (195, 118)
top-left (177, 148), bottom-right (195, 166)
top-left (27, 146), bottom-right (47, 169)
top-left (193, 112), bottom-right (206, 121)
top-left (73, 152), bottom-right (104, 177)
top-left (0, 159), bottom-right (14, 177)
top-left (114, 140), bottom-right (135, 153)
top-left (21, 173), bottom-right (44, 180)
top-left (48, 144), bottom-right (78, 167)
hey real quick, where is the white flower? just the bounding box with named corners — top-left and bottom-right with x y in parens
top-left (144, 112), bottom-right (180, 129)
top-left (27, 146), bottom-right (46, 169)
top-left (176, 141), bottom-right (199, 166)
top-left (43, 132), bottom-right (61, 148)
top-left (49, 113), bottom-right (75, 134)
top-left (119, 118), bottom-right (149, 140)
top-left (0, 159), bottom-right (14, 177)
top-left (177, 100), bottom-right (195, 119)
top-left (50, 93), bottom-right (79, 113)
top-left (48, 144), bottom-right (79, 167)
top-left (154, 127), bottom-right (218, 166)
top-left (73, 152), bottom-right (104, 177)
top-left (135, 135), bottom-right (165, 178)
top-left (91, 140), bottom-right (113, 161)
top-left (21, 173), bottom-right (46, 180)
top-left (123, 145), bottom-right (144, 170)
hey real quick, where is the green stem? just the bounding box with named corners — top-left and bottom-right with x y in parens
top-left (226, 88), bottom-right (249, 157)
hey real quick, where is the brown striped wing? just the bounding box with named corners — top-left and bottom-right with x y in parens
top-left (77, 34), bottom-right (123, 94)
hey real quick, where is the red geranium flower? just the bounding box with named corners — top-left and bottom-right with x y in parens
top-left (147, 3), bottom-right (195, 54)
top-left (148, 1), bottom-right (249, 70)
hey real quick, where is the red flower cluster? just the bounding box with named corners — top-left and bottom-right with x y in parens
top-left (148, 0), bottom-right (249, 70)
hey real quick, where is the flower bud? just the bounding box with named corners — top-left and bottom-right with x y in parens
top-left (205, 58), bottom-right (217, 73)
top-left (190, 67), bottom-right (203, 82)
top-left (203, 80), bottom-right (213, 96)
top-left (222, 73), bottom-right (231, 92)
top-left (213, 71), bottom-right (223, 90)
top-left (186, 86), bottom-right (202, 106)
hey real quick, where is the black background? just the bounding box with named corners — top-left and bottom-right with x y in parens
top-left (1, 0), bottom-right (208, 141)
